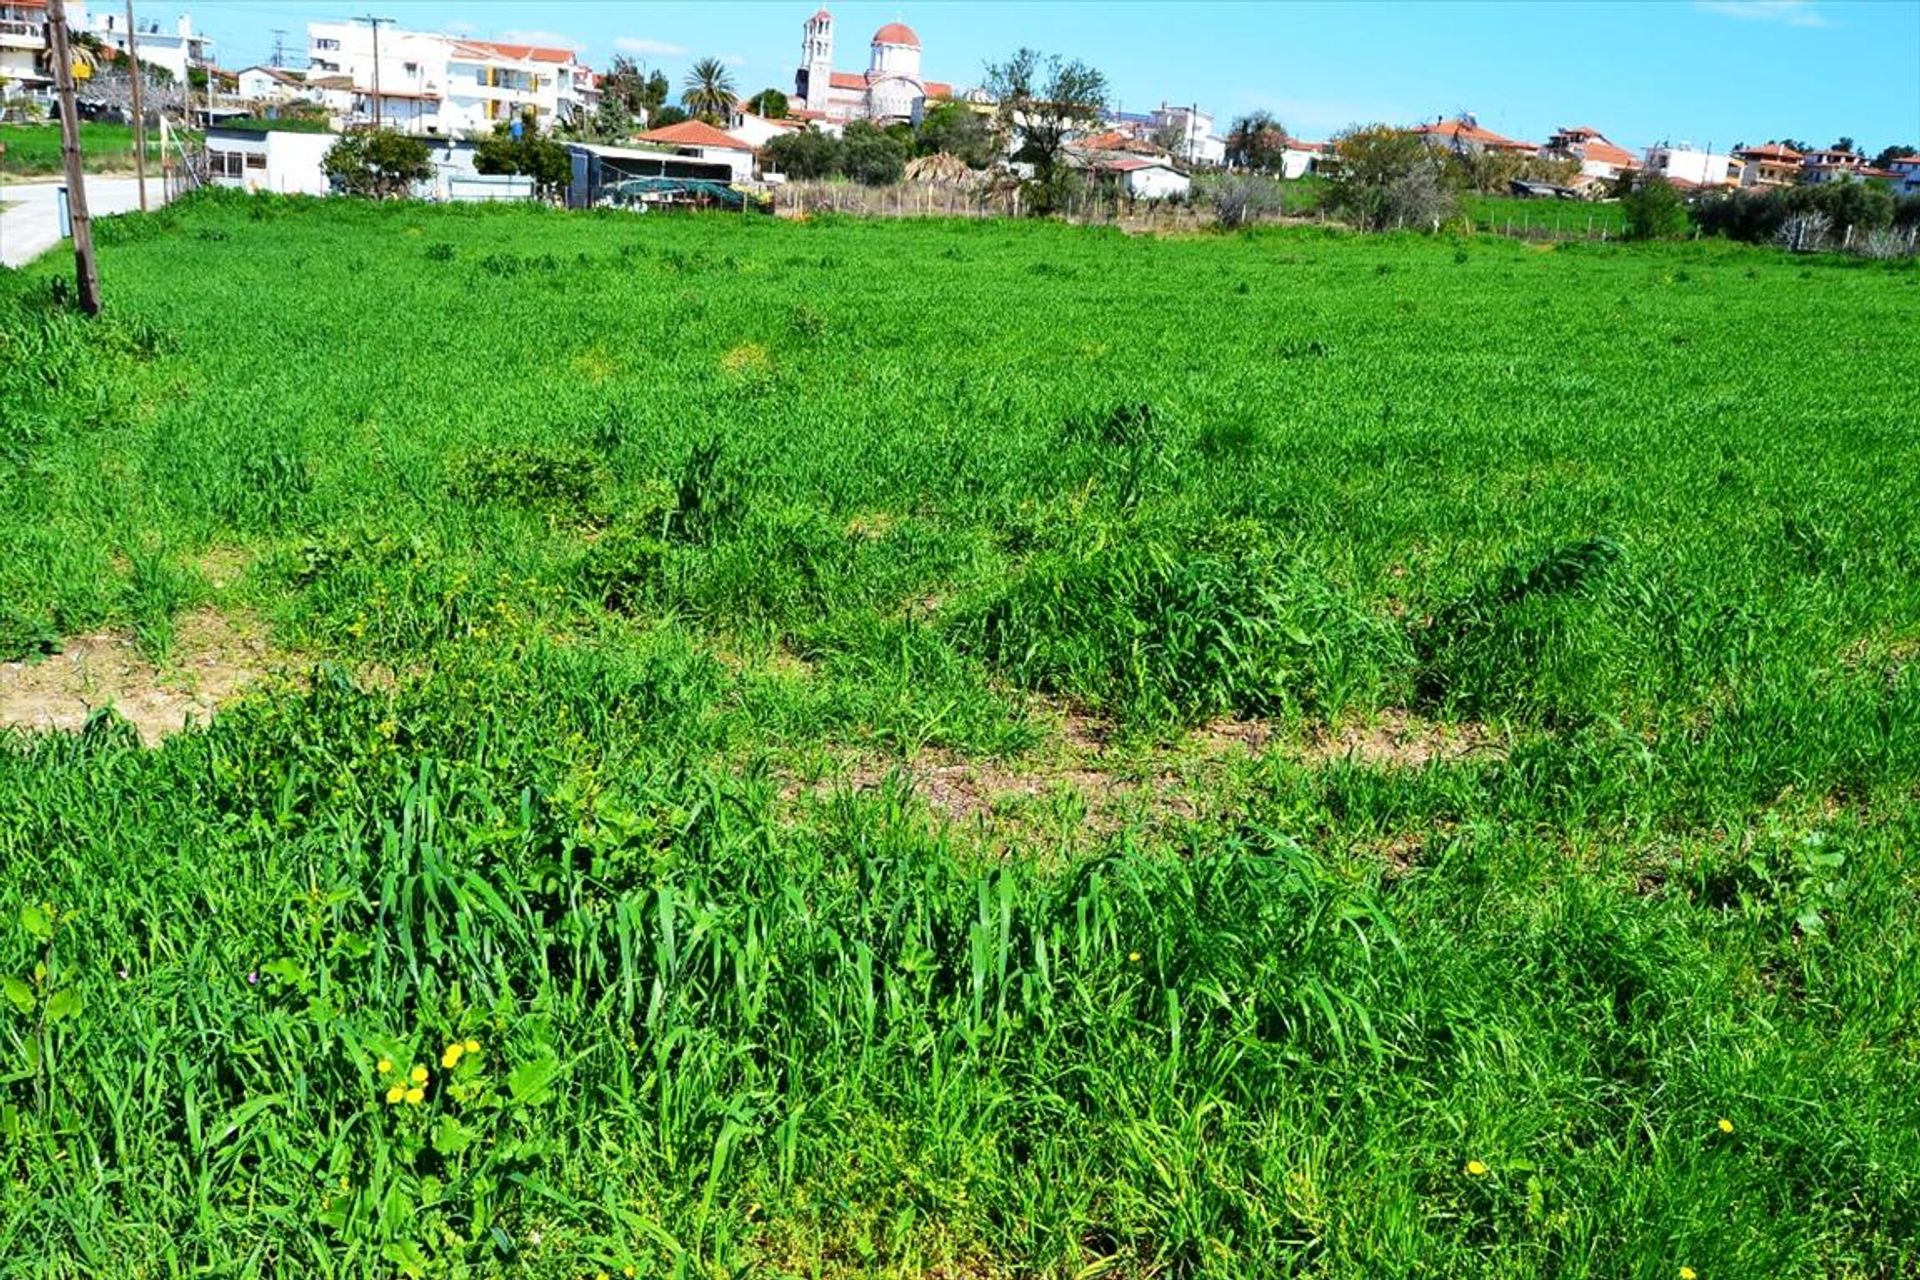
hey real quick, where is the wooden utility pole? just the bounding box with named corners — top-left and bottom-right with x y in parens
top-left (357, 15), bottom-right (392, 130)
top-left (124, 0), bottom-right (147, 211)
top-left (46, 0), bottom-right (102, 314)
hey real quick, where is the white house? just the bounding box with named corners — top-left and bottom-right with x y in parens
top-left (1641, 142), bottom-right (1736, 188)
top-left (1098, 155), bottom-right (1190, 200)
top-left (1799, 147), bottom-right (1865, 185)
top-left (1150, 102), bottom-right (1226, 167)
top-left (1889, 155), bottom-right (1920, 196)
top-left (72, 2), bottom-right (212, 85)
top-left (0, 0), bottom-right (49, 97)
top-left (726, 108), bottom-right (803, 150)
top-left (633, 119), bottom-right (758, 181)
top-left (304, 20), bottom-right (592, 136)
top-left (235, 65), bottom-right (309, 104)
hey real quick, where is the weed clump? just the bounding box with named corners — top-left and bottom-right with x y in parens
top-left (966, 520), bottom-right (1402, 728)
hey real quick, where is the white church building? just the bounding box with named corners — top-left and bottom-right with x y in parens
top-left (792, 9), bottom-right (952, 123)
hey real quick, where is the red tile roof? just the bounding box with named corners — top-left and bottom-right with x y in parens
top-left (636, 119), bottom-right (755, 151)
top-left (1099, 156), bottom-right (1181, 173)
top-left (1582, 139), bottom-right (1638, 169)
top-left (451, 39), bottom-right (574, 64)
top-left (872, 22), bottom-right (920, 48)
top-left (1413, 117), bottom-right (1535, 153)
top-left (924, 80), bottom-right (952, 98)
top-left (1735, 143), bottom-right (1803, 161)
top-left (828, 71), bottom-right (867, 89)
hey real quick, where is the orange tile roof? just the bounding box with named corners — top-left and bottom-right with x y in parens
top-left (451, 39), bottom-right (574, 65)
top-left (872, 22), bottom-right (919, 47)
top-left (1414, 117), bottom-right (1535, 153)
top-left (1736, 143), bottom-right (1803, 161)
top-left (636, 119), bottom-right (755, 151)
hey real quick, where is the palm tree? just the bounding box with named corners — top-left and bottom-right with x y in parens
top-left (680, 57), bottom-right (736, 124)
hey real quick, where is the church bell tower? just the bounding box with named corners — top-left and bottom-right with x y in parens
top-left (799, 8), bottom-right (834, 108)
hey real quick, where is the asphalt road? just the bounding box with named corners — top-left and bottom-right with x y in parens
top-left (0, 175), bottom-right (168, 268)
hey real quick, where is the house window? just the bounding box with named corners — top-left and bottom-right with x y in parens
top-left (312, 58), bottom-right (338, 72)
top-left (314, 37), bottom-right (339, 50)
top-left (404, 61), bottom-right (418, 74)
top-left (245, 151), bottom-right (266, 169)
top-left (208, 150), bottom-right (245, 178)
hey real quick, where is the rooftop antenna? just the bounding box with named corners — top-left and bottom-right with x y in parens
top-left (271, 28), bottom-right (287, 67)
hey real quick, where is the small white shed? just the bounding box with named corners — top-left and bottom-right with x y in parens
top-left (1104, 156), bottom-right (1191, 200)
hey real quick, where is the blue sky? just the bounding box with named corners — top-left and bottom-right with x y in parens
top-left (191, 0), bottom-right (1919, 152)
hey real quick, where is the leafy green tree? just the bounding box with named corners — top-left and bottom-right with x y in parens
top-left (1324, 124), bottom-right (1456, 230)
top-left (680, 57), bottom-right (737, 124)
top-left (323, 129), bottom-right (431, 199)
top-left (765, 127), bottom-right (842, 179)
top-left (1832, 136), bottom-right (1857, 154)
top-left (983, 47), bottom-right (1108, 211)
top-left (1621, 175), bottom-right (1688, 240)
top-left (840, 120), bottom-right (907, 185)
top-left (914, 100), bottom-right (998, 168)
top-left (474, 113), bottom-right (571, 198)
top-left (650, 105), bottom-right (691, 129)
top-left (1225, 111), bottom-right (1288, 171)
top-left (745, 88), bottom-right (789, 119)
top-left (1814, 178), bottom-right (1894, 239)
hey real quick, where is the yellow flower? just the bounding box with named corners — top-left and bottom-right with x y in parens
top-left (404, 1086), bottom-right (426, 1105)
top-left (409, 1064), bottom-right (429, 1085)
top-left (624, 1269), bottom-right (636, 1279)
top-left (1679, 1268), bottom-right (1697, 1280)
top-left (385, 1084), bottom-right (405, 1105)
top-left (1127, 951), bottom-right (1142, 962)
top-left (1717, 1117), bottom-right (1733, 1134)
top-left (377, 1058), bottom-right (394, 1074)
top-left (1464, 1160), bottom-right (1489, 1177)
top-left (464, 1038), bottom-right (481, 1055)
top-left (442, 1043), bottom-right (464, 1069)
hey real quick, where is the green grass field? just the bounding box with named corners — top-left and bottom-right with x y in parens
top-left (0, 122), bottom-right (177, 177)
top-left (2, 190), bottom-right (1918, 1277)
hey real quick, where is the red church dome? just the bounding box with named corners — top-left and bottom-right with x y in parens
top-left (871, 22), bottom-right (920, 48)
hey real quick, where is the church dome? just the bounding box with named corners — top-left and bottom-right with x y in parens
top-left (871, 22), bottom-right (920, 48)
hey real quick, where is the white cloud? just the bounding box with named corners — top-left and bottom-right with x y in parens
top-left (615, 37), bottom-right (690, 58)
top-left (721, 54), bottom-right (747, 68)
top-left (495, 28), bottom-right (580, 50)
top-left (1694, 1), bottom-right (1829, 27)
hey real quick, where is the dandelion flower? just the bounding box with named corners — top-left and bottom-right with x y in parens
top-left (1127, 951), bottom-right (1141, 963)
top-left (404, 1086), bottom-right (426, 1105)
top-left (409, 1064), bottom-right (429, 1085)
top-left (385, 1084), bottom-right (405, 1105)
top-left (1717, 1118), bottom-right (1733, 1134)
top-left (1679, 1268), bottom-right (1697, 1280)
top-left (624, 1268), bottom-right (637, 1278)
top-left (464, 1038), bottom-right (480, 1054)
top-left (1464, 1159), bottom-right (1489, 1177)
top-left (377, 1058), bottom-right (393, 1075)
top-left (442, 1043), bottom-right (464, 1069)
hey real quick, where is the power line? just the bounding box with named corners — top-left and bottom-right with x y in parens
top-left (270, 28), bottom-right (287, 68)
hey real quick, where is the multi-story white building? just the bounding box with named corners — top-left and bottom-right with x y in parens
top-left (1148, 103), bottom-right (1226, 167)
top-left (1889, 155), bottom-right (1920, 197)
top-left (0, 0), bottom-right (49, 98)
top-left (1798, 147), bottom-right (1865, 185)
top-left (305, 20), bottom-right (592, 135)
top-left (74, 2), bottom-right (213, 85)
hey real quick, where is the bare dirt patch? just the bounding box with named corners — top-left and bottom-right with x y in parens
top-left (1297, 709), bottom-right (1500, 769)
top-left (0, 609), bottom-right (275, 746)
